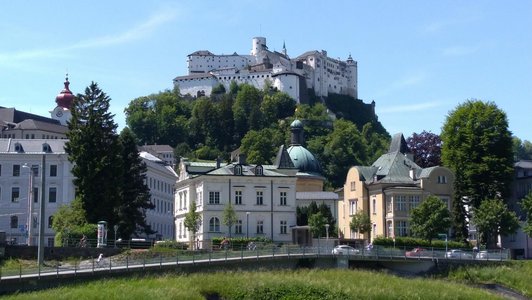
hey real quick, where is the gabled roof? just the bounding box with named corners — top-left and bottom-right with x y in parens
top-left (14, 119), bottom-right (67, 133)
top-left (0, 107), bottom-right (61, 125)
top-left (515, 160), bottom-right (532, 170)
top-left (370, 151), bottom-right (420, 184)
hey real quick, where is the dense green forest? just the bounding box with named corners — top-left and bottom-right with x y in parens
top-left (124, 83), bottom-right (390, 188)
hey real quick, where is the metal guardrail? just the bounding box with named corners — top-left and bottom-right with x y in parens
top-left (0, 245), bottom-right (510, 281)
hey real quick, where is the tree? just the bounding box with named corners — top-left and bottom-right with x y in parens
top-left (51, 197), bottom-right (90, 246)
top-left (322, 119), bottom-right (368, 188)
top-left (406, 131), bottom-right (442, 168)
top-left (240, 128), bottom-right (284, 164)
top-left (117, 127), bottom-right (155, 239)
top-left (513, 137), bottom-right (532, 161)
top-left (318, 202), bottom-right (336, 237)
top-left (409, 196), bottom-right (451, 244)
top-left (473, 198), bottom-right (519, 248)
top-left (184, 200), bottom-right (201, 247)
top-left (222, 202), bottom-right (238, 238)
top-left (260, 92), bottom-right (296, 124)
top-left (349, 211), bottom-right (372, 241)
top-left (308, 212), bottom-right (326, 238)
top-left (441, 100), bottom-right (514, 241)
top-left (520, 192), bottom-right (532, 236)
top-left (66, 82), bottom-right (121, 226)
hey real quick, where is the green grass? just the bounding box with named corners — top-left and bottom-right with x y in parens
top-left (2, 269), bottom-right (503, 300)
top-left (448, 260), bottom-right (532, 297)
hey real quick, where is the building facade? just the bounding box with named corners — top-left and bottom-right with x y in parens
top-left (501, 160), bottom-right (532, 258)
top-left (338, 133), bottom-right (454, 242)
top-left (0, 139), bottom-right (75, 246)
top-left (174, 37), bottom-right (358, 103)
top-left (141, 151), bottom-right (178, 240)
top-left (175, 153), bottom-right (298, 247)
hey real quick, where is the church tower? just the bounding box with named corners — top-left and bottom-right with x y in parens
top-left (51, 74), bottom-right (74, 126)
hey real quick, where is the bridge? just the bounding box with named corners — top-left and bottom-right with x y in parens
top-left (0, 246), bottom-right (509, 294)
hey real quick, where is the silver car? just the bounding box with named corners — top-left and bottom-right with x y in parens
top-left (331, 245), bottom-right (359, 255)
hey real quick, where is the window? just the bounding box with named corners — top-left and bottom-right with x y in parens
top-left (13, 164), bottom-right (20, 176)
top-left (256, 220), bottom-right (264, 234)
top-left (395, 195), bottom-right (407, 211)
top-left (234, 190), bottom-right (242, 205)
top-left (437, 175), bottom-right (447, 184)
top-left (49, 187), bottom-right (57, 203)
top-left (48, 215), bottom-right (54, 228)
top-left (12, 187), bottom-right (20, 202)
top-left (409, 195), bottom-right (420, 210)
top-left (209, 217), bottom-right (220, 232)
top-left (255, 166), bottom-right (263, 176)
top-left (280, 191), bottom-right (287, 206)
top-left (31, 165), bottom-right (39, 176)
top-left (280, 220), bottom-right (287, 234)
top-left (256, 191), bottom-right (263, 205)
top-left (0, 164), bottom-right (2, 176)
top-left (350, 181), bottom-right (356, 191)
top-left (50, 165), bottom-right (57, 177)
top-left (235, 220), bottom-right (243, 234)
top-left (209, 191), bottom-right (220, 204)
top-left (33, 187), bottom-right (39, 203)
top-left (10, 216), bottom-right (18, 229)
top-left (234, 165), bottom-right (242, 175)
top-left (372, 198), bottom-right (376, 215)
top-left (396, 221), bottom-right (409, 237)
top-left (349, 199), bottom-right (358, 215)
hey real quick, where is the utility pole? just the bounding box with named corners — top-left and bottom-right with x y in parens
top-left (38, 154), bottom-right (46, 266)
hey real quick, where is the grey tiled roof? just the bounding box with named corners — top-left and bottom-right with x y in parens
top-left (516, 160), bottom-right (532, 169)
top-left (0, 138), bottom-right (67, 153)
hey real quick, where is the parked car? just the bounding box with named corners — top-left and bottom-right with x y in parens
top-left (332, 245), bottom-right (359, 255)
top-left (405, 247), bottom-right (427, 257)
top-left (477, 250), bottom-right (505, 260)
top-left (445, 249), bottom-right (472, 259)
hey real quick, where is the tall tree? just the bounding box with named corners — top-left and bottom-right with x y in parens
top-left (349, 211), bottom-right (372, 241)
top-left (441, 100), bottom-right (514, 241)
top-left (406, 131), bottom-right (442, 168)
top-left (472, 198), bottom-right (519, 248)
top-left (318, 202), bottom-right (336, 237)
top-left (322, 119), bottom-right (368, 188)
top-left (222, 202), bottom-right (238, 238)
top-left (520, 192), bottom-right (532, 236)
top-left (66, 82), bottom-right (121, 226)
top-left (240, 128), bottom-right (284, 164)
top-left (117, 128), bottom-right (155, 239)
top-left (184, 200), bottom-right (202, 247)
top-left (513, 137), bottom-right (532, 161)
top-left (233, 84), bottom-right (263, 140)
top-left (308, 211), bottom-right (326, 238)
top-left (409, 195), bottom-right (451, 244)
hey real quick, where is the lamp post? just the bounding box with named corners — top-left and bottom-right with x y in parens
top-left (37, 154), bottom-right (46, 266)
top-left (246, 212), bottom-right (250, 239)
top-left (22, 164), bottom-right (34, 246)
top-left (114, 225), bottom-right (119, 248)
top-left (325, 224), bottom-right (330, 251)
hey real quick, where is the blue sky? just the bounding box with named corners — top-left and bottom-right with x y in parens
top-left (1, 1), bottom-right (530, 141)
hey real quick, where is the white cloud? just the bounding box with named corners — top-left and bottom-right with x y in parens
top-left (379, 101), bottom-right (441, 114)
top-left (0, 10), bottom-right (177, 63)
top-left (372, 71), bottom-right (427, 98)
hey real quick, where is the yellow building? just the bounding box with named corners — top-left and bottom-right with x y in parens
top-left (338, 133), bottom-right (454, 242)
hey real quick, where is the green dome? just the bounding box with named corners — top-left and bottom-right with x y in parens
top-left (290, 119), bottom-right (303, 129)
top-left (287, 145), bottom-right (322, 175)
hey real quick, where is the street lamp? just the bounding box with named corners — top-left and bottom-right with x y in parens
top-left (246, 212), bottom-right (250, 239)
top-left (22, 164), bottom-right (34, 246)
top-left (114, 225), bottom-right (119, 248)
top-left (325, 224), bottom-right (330, 240)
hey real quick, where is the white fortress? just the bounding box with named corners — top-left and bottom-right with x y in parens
top-left (173, 37), bottom-right (358, 103)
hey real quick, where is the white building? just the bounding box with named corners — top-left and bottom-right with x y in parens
top-left (0, 139), bottom-right (75, 246)
top-left (141, 151), bottom-right (178, 240)
top-left (175, 151), bottom-right (298, 248)
top-left (174, 37), bottom-right (358, 103)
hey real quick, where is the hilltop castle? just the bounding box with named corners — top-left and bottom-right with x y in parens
top-left (173, 37), bottom-right (358, 103)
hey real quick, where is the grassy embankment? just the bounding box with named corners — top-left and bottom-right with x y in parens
top-left (448, 260), bottom-right (532, 297)
top-left (2, 269), bottom-right (505, 300)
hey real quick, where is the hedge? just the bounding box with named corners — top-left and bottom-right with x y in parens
top-left (372, 236), bottom-right (469, 250)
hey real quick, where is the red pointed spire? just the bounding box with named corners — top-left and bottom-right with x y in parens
top-left (55, 74), bottom-right (74, 108)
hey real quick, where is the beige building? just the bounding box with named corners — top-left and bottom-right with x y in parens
top-left (338, 133), bottom-right (454, 242)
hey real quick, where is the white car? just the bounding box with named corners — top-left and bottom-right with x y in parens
top-left (331, 245), bottom-right (359, 255)
top-left (445, 249), bottom-right (472, 259)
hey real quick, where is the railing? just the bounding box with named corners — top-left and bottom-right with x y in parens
top-left (0, 245), bottom-right (510, 281)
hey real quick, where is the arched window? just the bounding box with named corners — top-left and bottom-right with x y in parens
top-left (209, 217), bottom-right (220, 232)
top-left (234, 165), bottom-right (242, 175)
top-left (10, 216), bottom-right (18, 229)
top-left (255, 165), bottom-right (263, 176)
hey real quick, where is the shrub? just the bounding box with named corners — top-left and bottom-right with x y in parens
top-left (373, 236), bottom-right (468, 249)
